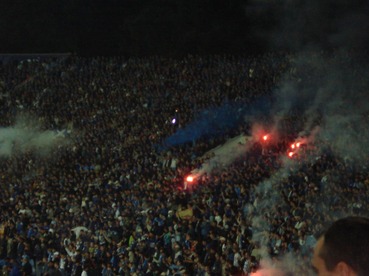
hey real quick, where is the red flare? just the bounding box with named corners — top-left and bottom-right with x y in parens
top-left (186, 176), bottom-right (194, 182)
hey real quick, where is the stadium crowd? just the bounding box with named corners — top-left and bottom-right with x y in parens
top-left (0, 51), bottom-right (368, 276)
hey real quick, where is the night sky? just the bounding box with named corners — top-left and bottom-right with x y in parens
top-left (1, 0), bottom-right (368, 56)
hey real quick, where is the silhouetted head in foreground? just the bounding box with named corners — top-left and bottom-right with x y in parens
top-left (312, 216), bottom-right (369, 276)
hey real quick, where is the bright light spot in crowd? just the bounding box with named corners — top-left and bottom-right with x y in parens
top-left (290, 143), bottom-right (295, 149)
top-left (186, 176), bottom-right (194, 182)
top-left (296, 142), bottom-right (301, 148)
top-left (262, 135), bottom-right (268, 141)
top-left (171, 118), bottom-right (176, 124)
top-left (288, 152), bottom-right (294, 158)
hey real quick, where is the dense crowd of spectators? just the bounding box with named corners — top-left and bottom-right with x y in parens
top-left (0, 51), bottom-right (368, 276)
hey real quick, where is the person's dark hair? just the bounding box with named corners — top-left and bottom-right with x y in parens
top-left (319, 216), bottom-right (369, 276)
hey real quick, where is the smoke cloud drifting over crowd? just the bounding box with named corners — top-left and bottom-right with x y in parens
top-left (244, 1), bottom-right (369, 274)
top-left (0, 115), bottom-right (71, 157)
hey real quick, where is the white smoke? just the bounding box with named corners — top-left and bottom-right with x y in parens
top-left (0, 115), bottom-right (71, 157)
top-left (190, 134), bottom-right (254, 178)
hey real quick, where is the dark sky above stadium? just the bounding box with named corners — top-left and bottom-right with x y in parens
top-left (1, 0), bottom-right (368, 56)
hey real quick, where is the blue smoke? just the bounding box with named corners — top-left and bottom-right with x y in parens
top-left (161, 96), bottom-right (273, 149)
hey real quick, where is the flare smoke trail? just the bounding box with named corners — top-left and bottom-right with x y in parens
top-left (273, 52), bottom-right (369, 161)
top-left (190, 134), bottom-right (254, 178)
